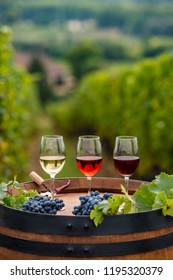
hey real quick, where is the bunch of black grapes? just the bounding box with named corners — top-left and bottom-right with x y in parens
top-left (22, 195), bottom-right (65, 214)
top-left (72, 190), bottom-right (112, 216)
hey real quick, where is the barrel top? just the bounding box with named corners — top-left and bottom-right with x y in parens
top-left (19, 176), bottom-right (144, 216)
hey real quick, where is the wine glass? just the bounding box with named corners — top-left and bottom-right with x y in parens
top-left (39, 135), bottom-right (66, 198)
top-left (113, 136), bottom-right (140, 192)
top-left (76, 135), bottom-right (102, 193)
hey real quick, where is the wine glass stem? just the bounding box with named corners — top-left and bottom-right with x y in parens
top-left (124, 176), bottom-right (129, 193)
top-left (50, 175), bottom-right (55, 199)
top-left (87, 176), bottom-right (92, 194)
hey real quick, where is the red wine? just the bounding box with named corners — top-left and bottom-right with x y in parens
top-left (113, 156), bottom-right (140, 177)
top-left (76, 156), bottom-right (102, 177)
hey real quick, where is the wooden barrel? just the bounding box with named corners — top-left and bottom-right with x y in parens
top-left (0, 177), bottom-right (173, 260)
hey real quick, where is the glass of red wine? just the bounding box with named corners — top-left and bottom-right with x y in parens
top-left (113, 136), bottom-right (140, 192)
top-left (76, 135), bottom-right (102, 193)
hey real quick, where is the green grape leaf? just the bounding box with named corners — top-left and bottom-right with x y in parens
top-left (0, 182), bottom-right (9, 201)
top-left (153, 192), bottom-right (167, 209)
top-left (133, 183), bottom-right (156, 211)
top-left (148, 172), bottom-right (173, 198)
top-left (109, 195), bottom-right (124, 214)
top-left (90, 195), bottom-right (125, 226)
top-left (0, 177), bottom-right (38, 210)
top-left (90, 206), bottom-right (104, 227)
top-left (0, 179), bottom-right (19, 201)
top-left (3, 188), bottom-right (38, 210)
top-left (120, 184), bottom-right (136, 213)
top-left (162, 198), bottom-right (173, 217)
top-left (96, 200), bottom-right (110, 215)
top-left (90, 172), bottom-right (173, 227)
top-left (3, 195), bottom-right (17, 208)
top-left (13, 179), bottom-right (20, 190)
top-left (123, 197), bottom-right (133, 214)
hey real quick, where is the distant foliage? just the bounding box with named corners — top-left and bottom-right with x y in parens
top-left (1, 0), bottom-right (173, 37)
top-left (0, 27), bottom-right (39, 180)
top-left (66, 42), bottom-right (102, 80)
top-left (47, 53), bottom-right (173, 179)
top-left (28, 57), bottom-right (55, 105)
top-left (1, 1), bottom-right (173, 63)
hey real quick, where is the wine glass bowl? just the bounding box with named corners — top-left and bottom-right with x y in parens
top-left (113, 136), bottom-right (140, 192)
top-left (76, 135), bottom-right (102, 193)
top-left (39, 135), bottom-right (66, 198)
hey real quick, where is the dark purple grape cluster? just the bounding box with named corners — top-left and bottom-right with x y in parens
top-left (72, 190), bottom-right (112, 216)
top-left (22, 195), bottom-right (65, 214)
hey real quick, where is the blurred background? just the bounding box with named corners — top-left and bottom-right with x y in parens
top-left (1, 0), bottom-right (173, 182)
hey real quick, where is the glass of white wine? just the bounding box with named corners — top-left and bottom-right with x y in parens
top-left (39, 135), bottom-right (66, 198)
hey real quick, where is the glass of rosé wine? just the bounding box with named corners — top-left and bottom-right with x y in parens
top-left (113, 136), bottom-right (140, 192)
top-left (76, 135), bottom-right (102, 193)
top-left (39, 135), bottom-right (66, 199)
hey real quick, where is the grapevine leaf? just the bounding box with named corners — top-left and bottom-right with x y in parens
top-left (149, 172), bottom-right (173, 198)
top-left (123, 197), bottom-right (133, 214)
top-left (153, 192), bottom-right (167, 209)
top-left (0, 181), bottom-right (13, 203)
top-left (6, 181), bottom-right (15, 191)
top-left (25, 189), bottom-right (38, 197)
top-left (1, 178), bottom-right (38, 210)
top-left (90, 209), bottom-right (96, 220)
top-left (3, 189), bottom-right (38, 210)
top-left (121, 184), bottom-right (133, 203)
top-left (97, 200), bottom-right (110, 215)
top-left (120, 184), bottom-right (136, 213)
top-left (13, 180), bottom-right (20, 189)
top-left (3, 194), bottom-right (24, 209)
top-left (109, 195), bottom-right (124, 213)
top-left (90, 206), bottom-right (104, 227)
top-left (0, 182), bottom-right (9, 200)
top-left (3, 195), bottom-right (16, 208)
top-left (6, 181), bottom-right (13, 187)
top-left (90, 195), bottom-right (126, 226)
top-left (97, 200), bottom-right (109, 210)
top-left (133, 183), bottom-right (156, 211)
top-left (89, 172), bottom-right (173, 227)
top-left (162, 198), bottom-right (173, 217)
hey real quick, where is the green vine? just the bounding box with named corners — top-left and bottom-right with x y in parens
top-left (0, 177), bottom-right (38, 210)
top-left (90, 172), bottom-right (173, 226)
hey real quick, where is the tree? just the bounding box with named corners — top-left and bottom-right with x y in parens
top-left (0, 26), bottom-right (39, 180)
top-left (66, 42), bottom-right (102, 80)
top-left (28, 57), bottom-right (54, 105)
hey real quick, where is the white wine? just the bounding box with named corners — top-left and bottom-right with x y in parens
top-left (39, 155), bottom-right (66, 176)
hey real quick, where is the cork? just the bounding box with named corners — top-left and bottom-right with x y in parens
top-left (29, 171), bottom-right (45, 186)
